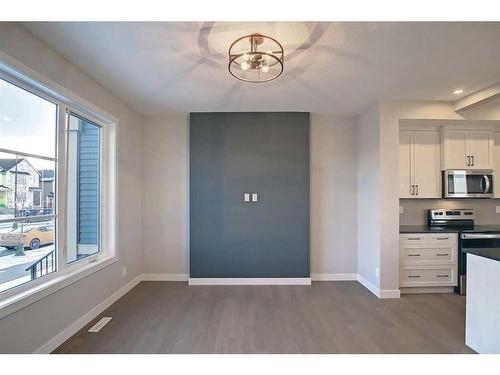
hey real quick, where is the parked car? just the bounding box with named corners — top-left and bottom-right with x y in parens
top-left (0, 225), bottom-right (54, 250)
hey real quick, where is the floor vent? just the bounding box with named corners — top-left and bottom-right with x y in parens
top-left (88, 317), bottom-right (112, 333)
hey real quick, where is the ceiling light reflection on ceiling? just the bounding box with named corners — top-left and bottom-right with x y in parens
top-left (454, 88), bottom-right (464, 95)
top-left (228, 33), bottom-right (284, 83)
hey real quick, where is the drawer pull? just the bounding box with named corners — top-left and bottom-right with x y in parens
top-left (436, 274), bottom-right (449, 278)
top-left (408, 254), bottom-right (421, 257)
top-left (408, 237), bottom-right (422, 240)
top-left (436, 237), bottom-right (450, 240)
top-left (436, 253), bottom-right (449, 257)
top-left (408, 275), bottom-right (421, 278)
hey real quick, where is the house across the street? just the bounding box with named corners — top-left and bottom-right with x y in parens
top-left (0, 158), bottom-right (54, 213)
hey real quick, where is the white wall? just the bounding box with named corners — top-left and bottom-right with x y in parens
top-left (141, 113), bottom-right (359, 278)
top-left (0, 23), bottom-right (144, 353)
top-left (142, 114), bottom-right (189, 276)
top-left (356, 105), bottom-right (381, 289)
top-left (310, 115), bottom-right (357, 276)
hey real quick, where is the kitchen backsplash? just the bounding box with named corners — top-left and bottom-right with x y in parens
top-left (400, 199), bottom-right (500, 225)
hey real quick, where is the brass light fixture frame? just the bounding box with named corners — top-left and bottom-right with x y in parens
top-left (228, 33), bottom-right (284, 83)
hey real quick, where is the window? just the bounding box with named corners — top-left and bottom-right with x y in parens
top-left (0, 77), bottom-right (58, 293)
top-left (0, 67), bottom-right (115, 299)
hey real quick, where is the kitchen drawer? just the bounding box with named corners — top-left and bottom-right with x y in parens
top-left (427, 234), bottom-right (457, 244)
top-left (400, 265), bottom-right (457, 287)
top-left (400, 233), bottom-right (457, 245)
top-left (400, 245), bottom-right (456, 265)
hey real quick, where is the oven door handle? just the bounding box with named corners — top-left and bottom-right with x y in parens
top-left (483, 175), bottom-right (490, 194)
top-left (461, 233), bottom-right (500, 239)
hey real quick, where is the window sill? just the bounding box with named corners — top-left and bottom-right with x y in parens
top-left (0, 255), bottom-right (119, 320)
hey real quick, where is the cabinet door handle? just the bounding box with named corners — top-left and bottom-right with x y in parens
top-left (436, 274), bottom-right (449, 278)
top-left (408, 237), bottom-right (422, 240)
top-left (471, 155), bottom-right (474, 166)
top-left (436, 237), bottom-right (450, 240)
top-left (408, 254), bottom-right (421, 257)
top-left (411, 184), bottom-right (415, 195)
top-left (408, 275), bottom-right (421, 278)
top-left (467, 156), bottom-right (471, 166)
top-left (415, 185), bottom-right (418, 195)
top-left (436, 253), bottom-right (449, 256)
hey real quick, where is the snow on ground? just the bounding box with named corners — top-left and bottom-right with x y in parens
top-left (0, 244), bottom-right (55, 292)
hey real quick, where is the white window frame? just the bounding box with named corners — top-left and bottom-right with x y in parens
top-left (0, 54), bottom-right (118, 319)
top-left (65, 109), bottom-right (103, 266)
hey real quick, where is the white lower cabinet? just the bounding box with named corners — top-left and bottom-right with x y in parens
top-left (400, 233), bottom-right (458, 292)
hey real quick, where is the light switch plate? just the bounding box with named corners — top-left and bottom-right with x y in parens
top-left (252, 193), bottom-right (258, 202)
top-left (244, 193), bottom-right (250, 202)
top-left (496, 206), bottom-right (500, 214)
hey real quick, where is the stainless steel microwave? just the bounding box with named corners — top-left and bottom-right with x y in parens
top-left (443, 169), bottom-right (493, 198)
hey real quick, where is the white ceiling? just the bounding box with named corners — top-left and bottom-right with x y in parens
top-left (21, 22), bottom-right (500, 116)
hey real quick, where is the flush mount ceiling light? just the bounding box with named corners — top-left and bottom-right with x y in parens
top-left (228, 33), bottom-right (284, 83)
top-left (454, 88), bottom-right (464, 95)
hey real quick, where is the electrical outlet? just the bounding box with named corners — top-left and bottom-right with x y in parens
top-left (244, 193), bottom-right (250, 202)
top-left (496, 206), bottom-right (500, 214)
top-left (375, 267), bottom-right (380, 278)
top-left (122, 267), bottom-right (127, 277)
top-left (399, 206), bottom-right (404, 214)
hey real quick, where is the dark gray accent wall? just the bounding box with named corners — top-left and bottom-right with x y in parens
top-left (190, 112), bottom-right (310, 278)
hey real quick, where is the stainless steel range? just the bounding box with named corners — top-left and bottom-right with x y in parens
top-left (428, 208), bottom-right (500, 294)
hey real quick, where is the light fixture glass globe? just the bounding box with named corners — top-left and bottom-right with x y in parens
top-left (240, 61), bottom-right (250, 71)
top-left (261, 61), bottom-right (269, 73)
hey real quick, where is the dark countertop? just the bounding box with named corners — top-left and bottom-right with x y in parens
top-left (463, 248), bottom-right (500, 262)
top-left (399, 225), bottom-right (461, 234)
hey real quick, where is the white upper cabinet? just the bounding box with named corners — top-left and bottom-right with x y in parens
top-left (413, 131), bottom-right (441, 198)
top-left (399, 130), bottom-right (441, 199)
top-left (468, 131), bottom-right (493, 169)
top-left (442, 130), bottom-right (467, 169)
top-left (442, 130), bottom-right (493, 170)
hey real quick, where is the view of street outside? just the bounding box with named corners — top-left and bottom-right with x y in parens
top-left (1, 73), bottom-right (59, 293)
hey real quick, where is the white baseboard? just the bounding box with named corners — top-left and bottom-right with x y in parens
top-left (311, 273), bottom-right (358, 281)
top-left (188, 277), bottom-right (312, 285)
top-left (141, 273), bottom-right (188, 281)
top-left (34, 274), bottom-right (142, 354)
top-left (356, 274), bottom-right (400, 299)
top-left (356, 274), bottom-right (381, 297)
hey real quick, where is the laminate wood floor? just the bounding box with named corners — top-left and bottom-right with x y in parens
top-left (53, 281), bottom-right (474, 354)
